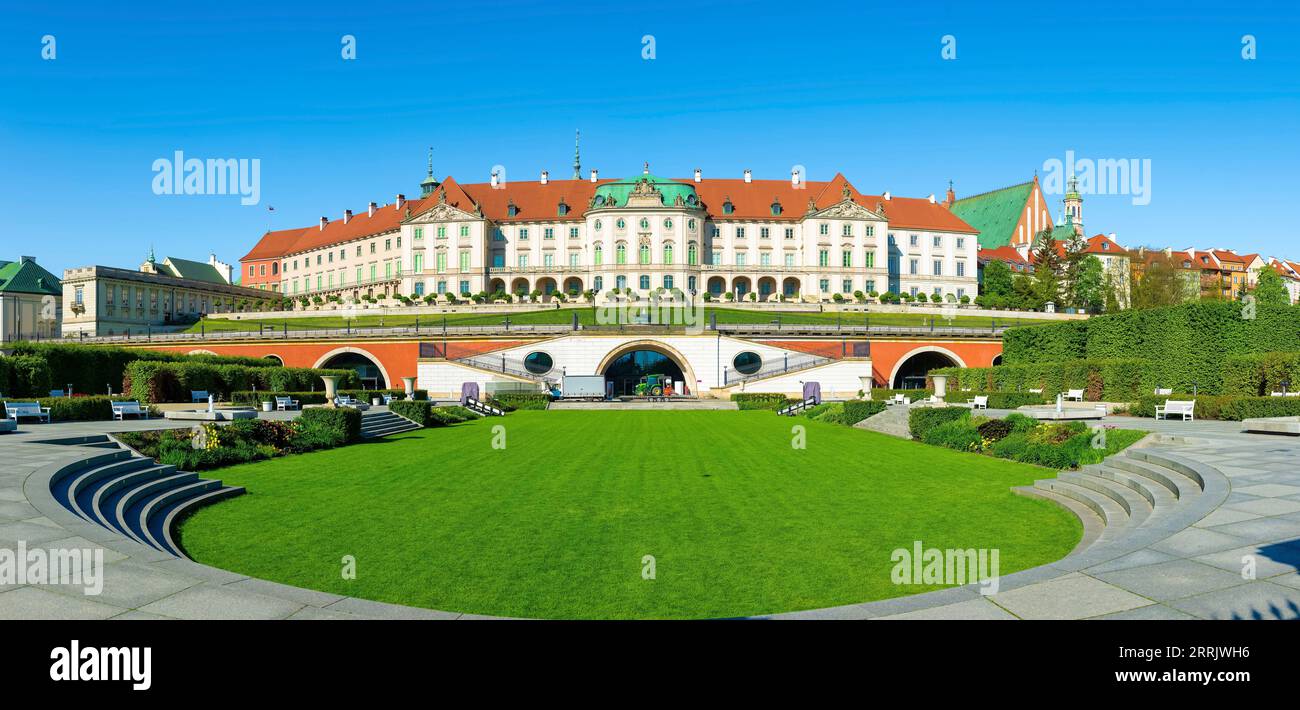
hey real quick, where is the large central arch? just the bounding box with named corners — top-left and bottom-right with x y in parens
top-left (595, 339), bottom-right (699, 397)
top-left (888, 345), bottom-right (965, 389)
top-left (313, 346), bottom-right (392, 390)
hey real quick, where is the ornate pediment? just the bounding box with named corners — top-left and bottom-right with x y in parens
top-left (809, 199), bottom-right (885, 221)
top-left (406, 202), bottom-right (478, 223)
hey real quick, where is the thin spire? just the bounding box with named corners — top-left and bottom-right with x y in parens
top-left (427, 146), bottom-right (433, 178)
top-left (572, 130), bottom-right (581, 180)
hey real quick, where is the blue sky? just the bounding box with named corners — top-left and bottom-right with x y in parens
top-left (2, 0), bottom-right (1298, 277)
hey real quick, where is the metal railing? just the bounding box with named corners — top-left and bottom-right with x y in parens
top-left (723, 352), bottom-right (833, 386)
top-left (454, 354), bottom-right (552, 382)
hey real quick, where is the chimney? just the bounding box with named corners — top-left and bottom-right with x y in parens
top-left (791, 170), bottom-right (800, 187)
top-left (368, 201), bottom-right (377, 217)
top-left (743, 169), bottom-right (752, 183)
top-left (590, 169), bottom-right (598, 183)
top-left (883, 191), bottom-right (892, 201)
top-left (395, 194), bottom-right (405, 210)
top-left (1109, 232), bottom-right (1117, 242)
top-left (540, 170), bottom-right (549, 185)
top-left (319, 217), bottom-right (329, 231)
top-left (927, 194), bottom-right (936, 204)
top-left (491, 171), bottom-right (500, 188)
top-left (344, 209), bottom-right (353, 224)
top-left (694, 168), bottom-right (701, 183)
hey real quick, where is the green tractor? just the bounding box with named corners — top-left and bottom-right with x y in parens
top-left (634, 374), bottom-right (674, 397)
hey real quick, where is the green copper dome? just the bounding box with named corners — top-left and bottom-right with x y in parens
top-left (591, 174), bottom-right (701, 209)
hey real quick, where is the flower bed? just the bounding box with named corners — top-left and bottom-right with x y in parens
top-left (908, 408), bottom-right (1145, 470)
top-left (114, 408), bottom-right (361, 472)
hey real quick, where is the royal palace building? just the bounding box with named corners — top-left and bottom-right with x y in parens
top-left (243, 157), bottom-right (982, 306)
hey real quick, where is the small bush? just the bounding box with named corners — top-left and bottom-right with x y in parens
top-left (1003, 412), bottom-right (1040, 434)
top-left (922, 419), bottom-right (983, 452)
top-left (831, 400), bottom-right (887, 425)
top-left (908, 407), bottom-right (970, 439)
top-left (976, 418), bottom-right (1014, 443)
top-left (298, 407), bottom-right (362, 444)
top-left (7, 355), bottom-right (53, 397)
top-left (731, 393), bottom-right (798, 410)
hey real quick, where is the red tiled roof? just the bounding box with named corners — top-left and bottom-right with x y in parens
top-left (239, 173), bottom-right (980, 263)
top-left (978, 245), bottom-right (1028, 265)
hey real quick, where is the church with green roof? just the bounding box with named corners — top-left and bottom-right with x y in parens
top-left (0, 255), bottom-right (62, 341)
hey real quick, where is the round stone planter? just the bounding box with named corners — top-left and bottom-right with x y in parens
top-left (262, 401), bottom-right (274, 412)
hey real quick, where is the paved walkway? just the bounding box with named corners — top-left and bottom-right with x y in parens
top-left (2, 414), bottom-right (1298, 619)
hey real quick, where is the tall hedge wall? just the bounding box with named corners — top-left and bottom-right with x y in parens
top-left (6, 342), bottom-right (282, 396)
top-left (930, 358), bottom-right (1152, 401)
top-left (1001, 302), bottom-right (1300, 395)
top-left (122, 360), bottom-right (359, 403)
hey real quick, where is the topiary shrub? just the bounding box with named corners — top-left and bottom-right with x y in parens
top-left (908, 407), bottom-right (970, 440)
top-left (8, 355), bottom-right (53, 397)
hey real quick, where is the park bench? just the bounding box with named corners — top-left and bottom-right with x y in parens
top-left (884, 393), bottom-right (909, 406)
top-left (6, 402), bottom-right (51, 423)
top-left (191, 390), bottom-right (210, 403)
top-left (1155, 399), bottom-right (1196, 421)
top-left (111, 401), bottom-right (149, 421)
top-left (967, 395), bottom-right (988, 409)
top-left (1154, 388), bottom-right (1173, 395)
top-left (1064, 389), bottom-right (1085, 402)
top-left (1268, 391), bottom-right (1300, 397)
top-left (275, 396), bottom-right (300, 411)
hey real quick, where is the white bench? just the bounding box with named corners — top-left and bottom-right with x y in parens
top-left (1155, 399), bottom-right (1195, 421)
top-left (6, 402), bottom-right (51, 423)
top-left (1154, 388), bottom-right (1173, 396)
top-left (1028, 388), bottom-right (1043, 394)
top-left (111, 401), bottom-right (149, 421)
top-left (191, 390), bottom-right (210, 403)
top-left (275, 396), bottom-right (300, 411)
top-left (1269, 391), bottom-right (1300, 398)
top-left (1064, 389), bottom-right (1085, 402)
top-left (967, 395), bottom-right (988, 409)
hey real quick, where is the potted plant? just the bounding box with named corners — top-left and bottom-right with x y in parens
top-left (262, 398), bottom-right (274, 412)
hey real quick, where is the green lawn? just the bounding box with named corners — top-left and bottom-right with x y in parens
top-left (179, 410), bottom-right (1080, 619)
top-left (182, 306), bottom-right (1051, 333)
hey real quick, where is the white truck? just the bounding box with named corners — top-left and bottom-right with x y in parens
top-left (560, 375), bottom-right (607, 401)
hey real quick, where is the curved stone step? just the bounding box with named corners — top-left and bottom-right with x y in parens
top-left (49, 450), bottom-right (132, 510)
top-left (138, 479), bottom-right (223, 552)
top-left (1058, 471), bottom-right (1151, 527)
top-left (116, 472), bottom-right (199, 544)
top-left (1033, 478), bottom-right (1130, 535)
top-left (155, 485), bottom-right (245, 557)
top-left (91, 463), bottom-right (177, 532)
top-left (67, 457), bottom-right (158, 522)
top-left (1105, 455), bottom-right (1200, 499)
top-left (1093, 464), bottom-right (1178, 511)
top-left (1013, 485), bottom-right (1104, 554)
top-left (1126, 448), bottom-right (1208, 490)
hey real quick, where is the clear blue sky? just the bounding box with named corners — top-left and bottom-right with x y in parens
top-left (2, 0), bottom-right (1298, 277)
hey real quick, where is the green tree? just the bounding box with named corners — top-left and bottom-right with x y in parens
top-left (1030, 229), bottom-right (1062, 307)
top-left (1072, 255), bottom-right (1105, 313)
top-left (1061, 232), bottom-right (1089, 307)
top-left (1250, 268), bottom-right (1291, 306)
top-left (1131, 254), bottom-right (1193, 310)
top-left (982, 259), bottom-right (1014, 299)
top-left (1011, 273), bottom-right (1041, 310)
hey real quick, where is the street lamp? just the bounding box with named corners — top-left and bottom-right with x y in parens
top-left (1282, 379), bottom-right (1292, 396)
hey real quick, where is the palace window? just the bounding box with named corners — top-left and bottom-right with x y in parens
top-left (842, 250), bottom-right (852, 267)
top-left (687, 243), bottom-right (698, 265)
top-left (784, 253), bottom-right (795, 267)
top-left (663, 244), bottom-right (673, 265)
top-left (460, 252), bottom-right (470, 271)
top-left (594, 245), bottom-right (603, 265)
top-left (616, 218), bottom-right (626, 229)
top-left (865, 252), bottom-right (875, 269)
top-left (569, 227), bottom-right (580, 239)
top-left (639, 244), bottom-right (651, 264)
top-left (436, 253), bottom-right (447, 273)
top-left (436, 226), bottom-right (446, 239)
top-left (639, 218), bottom-right (650, 229)
top-left (415, 227), bottom-right (424, 239)
top-left (818, 249), bottom-right (829, 267)
top-left (933, 236), bottom-right (942, 248)
top-left (956, 237), bottom-right (964, 249)
top-left (933, 260), bottom-right (942, 276)
top-left (819, 279), bottom-right (830, 293)
top-left (616, 244), bottom-right (627, 264)
top-left (736, 227), bottom-right (745, 239)
top-left (785, 228), bottom-right (794, 239)
top-left (663, 275), bottom-right (674, 289)
top-left (544, 254), bottom-right (554, 268)
top-left (842, 224), bottom-right (852, 237)
top-left (819, 223), bottom-right (829, 236)
top-left (736, 253), bottom-right (747, 267)
top-left (909, 258), bottom-right (918, 274)
top-left (843, 279), bottom-right (852, 293)
top-left (594, 276), bottom-right (603, 290)
top-left (909, 234), bottom-right (918, 247)
top-left (866, 226), bottom-right (874, 237)
top-left (569, 252), bottom-right (580, 268)
top-left (664, 218), bottom-right (673, 229)
top-left (544, 228), bottom-right (554, 239)
top-left (413, 254), bottom-right (424, 273)
top-left (594, 220), bottom-right (603, 231)
top-left (760, 227), bottom-right (770, 239)
top-left (519, 228), bottom-right (529, 240)
top-left (385, 239), bottom-right (392, 251)
top-left (711, 226), bottom-right (720, 238)
top-left (492, 253), bottom-right (505, 268)
top-left (865, 279), bottom-right (875, 293)
top-left (956, 261), bottom-right (966, 277)
top-left (460, 280), bottom-right (469, 295)
top-left (760, 252), bottom-right (771, 267)
top-left (518, 254), bottom-right (529, 268)
top-left (687, 219), bottom-right (696, 231)
top-left (355, 267), bottom-right (362, 283)
top-left (639, 275), bottom-right (650, 289)
top-left (711, 250), bottom-right (722, 266)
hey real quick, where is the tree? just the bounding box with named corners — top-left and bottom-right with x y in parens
top-left (1072, 255), bottom-right (1105, 313)
top-left (1250, 268), bottom-right (1292, 306)
top-left (1130, 254), bottom-right (1192, 310)
top-left (982, 259), bottom-right (1014, 300)
top-left (1011, 273), bottom-right (1041, 310)
top-left (1061, 232), bottom-right (1089, 307)
top-left (1030, 229), bottom-right (1063, 306)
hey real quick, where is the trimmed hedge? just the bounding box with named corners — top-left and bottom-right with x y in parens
top-left (835, 399), bottom-right (887, 425)
top-left (389, 400), bottom-right (473, 427)
top-left (297, 407), bottom-right (362, 444)
top-left (1221, 352), bottom-right (1300, 397)
top-left (229, 388), bottom-right (426, 407)
top-left (123, 360), bottom-right (358, 403)
top-left (931, 358), bottom-right (1151, 401)
top-left (7, 342), bottom-right (283, 396)
top-left (868, 389), bottom-right (928, 403)
top-left (4, 355), bottom-right (54, 397)
top-left (730, 392), bottom-right (797, 410)
top-left (1, 395), bottom-right (146, 422)
top-left (908, 407), bottom-right (970, 440)
top-left (922, 419), bottom-right (983, 452)
top-left (1127, 393), bottom-right (1300, 421)
top-left (1002, 302), bottom-right (1300, 395)
top-left (941, 391), bottom-right (1049, 409)
top-left (493, 393), bottom-right (551, 410)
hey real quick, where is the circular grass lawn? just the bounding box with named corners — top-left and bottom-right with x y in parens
top-left (179, 410), bottom-right (1080, 619)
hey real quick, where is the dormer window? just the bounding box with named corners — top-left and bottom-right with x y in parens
top-left (558, 200), bottom-right (569, 217)
top-left (723, 197), bottom-right (734, 215)
top-left (771, 198), bottom-right (782, 216)
top-left (507, 200), bottom-right (518, 217)
top-left (1101, 242), bottom-right (1109, 250)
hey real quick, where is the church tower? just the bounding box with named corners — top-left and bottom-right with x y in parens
top-left (1062, 174), bottom-right (1083, 236)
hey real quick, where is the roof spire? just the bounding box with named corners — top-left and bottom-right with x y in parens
top-left (148, 244), bottom-right (155, 263)
top-left (572, 130), bottom-right (581, 180)
top-left (643, 161), bottom-right (650, 175)
top-left (420, 146), bottom-right (439, 197)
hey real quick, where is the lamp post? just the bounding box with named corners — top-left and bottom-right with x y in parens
top-left (1282, 379), bottom-right (1292, 397)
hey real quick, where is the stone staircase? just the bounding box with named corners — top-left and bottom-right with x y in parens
top-left (1014, 441), bottom-right (1224, 560)
top-left (854, 404), bottom-right (913, 439)
top-left (48, 436), bottom-right (244, 558)
top-left (360, 409), bottom-right (423, 438)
